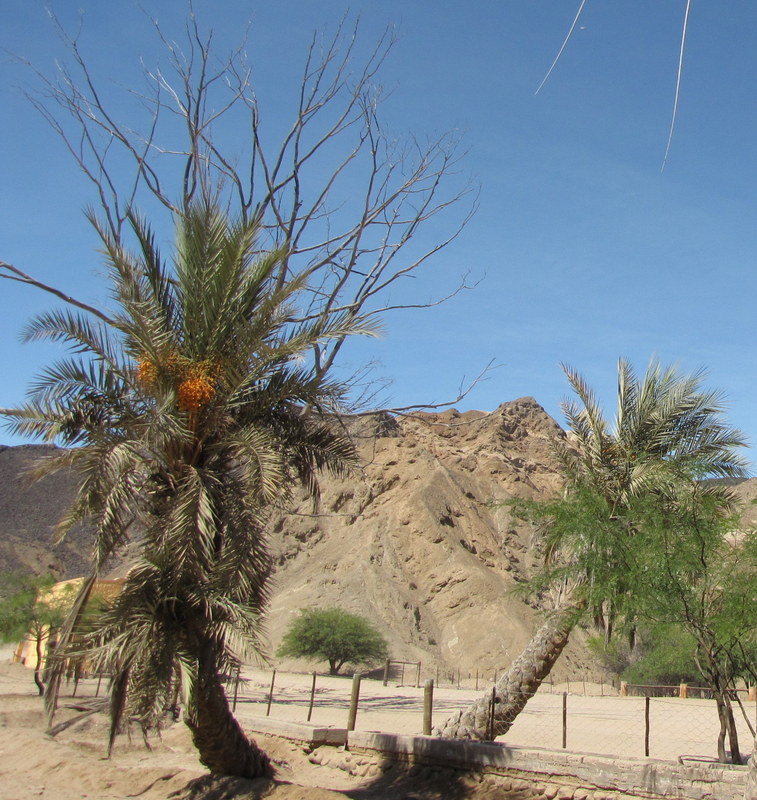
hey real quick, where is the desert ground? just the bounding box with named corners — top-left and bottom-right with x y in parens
top-left (0, 652), bottom-right (750, 800)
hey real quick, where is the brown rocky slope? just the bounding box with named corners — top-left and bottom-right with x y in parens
top-left (266, 397), bottom-right (598, 680)
top-left (4, 397), bottom-right (752, 680)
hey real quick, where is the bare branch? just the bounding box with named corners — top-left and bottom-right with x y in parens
top-left (0, 261), bottom-right (115, 325)
top-left (350, 359), bottom-right (498, 417)
top-left (8, 10), bottom-right (479, 408)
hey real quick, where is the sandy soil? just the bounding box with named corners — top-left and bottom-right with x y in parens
top-left (2, 657), bottom-right (745, 799)
top-left (0, 660), bottom-right (544, 800)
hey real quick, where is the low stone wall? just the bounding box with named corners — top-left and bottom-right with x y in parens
top-left (244, 716), bottom-right (747, 800)
top-left (347, 732), bottom-right (747, 800)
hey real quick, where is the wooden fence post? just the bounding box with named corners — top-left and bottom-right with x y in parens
top-left (383, 659), bottom-right (390, 687)
top-left (620, 681), bottom-right (628, 696)
top-left (307, 671), bottom-right (317, 722)
top-left (644, 696), bottom-right (650, 757)
top-left (416, 661), bottom-right (421, 688)
top-left (347, 673), bottom-right (362, 731)
top-left (266, 669), bottom-right (276, 716)
top-left (679, 683), bottom-right (688, 699)
top-left (748, 685), bottom-right (757, 702)
top-left (562, 692), bottom-right (567, 749)
top-left (232, 666), bottom-right (241, 712)
top-left (423, 679), bottom-right (434, 735)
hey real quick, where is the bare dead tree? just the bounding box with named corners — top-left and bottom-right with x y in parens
top-left (4, 9), bottom-right (478, 398)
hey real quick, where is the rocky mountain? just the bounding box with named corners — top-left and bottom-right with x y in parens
top-left (0, 444), bottom-right (93, 579)
top-left (2, 398), bottom-right (754, 680)
top-left (266, 397), bottom-right (581, 678)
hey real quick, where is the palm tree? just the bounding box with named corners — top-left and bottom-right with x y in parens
top-left (436, 358), bottom-right (748, 741)
top-left (2, 201), bottom-right (374, 777)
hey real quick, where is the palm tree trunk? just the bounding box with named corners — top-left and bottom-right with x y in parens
top-left (185, 647), bottom-right (272, 778)
top-left (435, 605), bottom-right (578, 740)
top-left (33, 630), bottom-right (46, 696)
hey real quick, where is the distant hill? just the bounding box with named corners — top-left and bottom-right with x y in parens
top-left (2, 399), bottom-right (754, 679)
top-left (0, 444), bottom-right (92, 578)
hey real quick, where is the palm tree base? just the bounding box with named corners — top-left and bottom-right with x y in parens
top-left (186, 668), bottom-right (272, 779)
top-left (435, 606), bottom-right (577, 741)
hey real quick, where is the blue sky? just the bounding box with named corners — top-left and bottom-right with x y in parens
top-left (1, 1), bottom-right (756, 466)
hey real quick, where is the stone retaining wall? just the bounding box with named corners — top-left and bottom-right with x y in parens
top-left (244, 716), bottom-right (747, 800)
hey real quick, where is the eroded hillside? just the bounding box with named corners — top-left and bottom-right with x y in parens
top-left (5, 397), bottom-right (751, 680)
top-left (267, 398), bottom-right (592, 678)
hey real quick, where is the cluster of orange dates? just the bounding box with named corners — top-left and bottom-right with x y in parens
top-left (137, 352), bottom-right (219, 413)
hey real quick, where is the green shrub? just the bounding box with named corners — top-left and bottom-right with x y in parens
top-left (277, 607), bottom-right (389, 675)
top-left (621, 625), bottom-right (699, 686)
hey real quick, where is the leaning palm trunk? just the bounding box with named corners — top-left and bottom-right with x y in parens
top-left (436, 605), bottom-right (577, 740)
top-left (185, 645), bottom-right (272, 778)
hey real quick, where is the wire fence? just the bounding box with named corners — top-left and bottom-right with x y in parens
top-left (226, 667), bottom-right (757, 764)
top-left (40, 665), bottom-right (757, 765)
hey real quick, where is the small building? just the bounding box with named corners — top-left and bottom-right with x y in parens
top-left (14, 577), bottom-right (124, 669)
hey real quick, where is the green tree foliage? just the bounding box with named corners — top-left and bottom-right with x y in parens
top-left (618, 625), bottom-right (700, 687)
top-left (620, 490), bottom-right (757, 762)
top-left (438, 359), bottom-right (748, 742)
top-left (0, 573), bottom-right (71, 694)
top-left (520, 481), bottom-right (757, 762)
top-left (2, 203), bottom-right (373, 777)
top-left (277, 607), bottom-right (389, 675)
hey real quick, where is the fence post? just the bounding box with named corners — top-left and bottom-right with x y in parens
top-left (307, 671), bottom-right (317, 722)
top-left (266, 669), bottom-right (276, 716)
top-left (423, 679), bottom-right (434, 735)
top-left (475, 669), bottom-right (479, 691)
top-left (562, 692), bottom-right (567, 749)
top-left (620, 681), bottom-right (628, 696)
top-left (644, 696), bottom-right (650, 757)
top-left (679, 683), bottom-right (688, 699)
top-left (487, 687), bottom-right (497, 740)
top-left (416, 661), bottom-right (421, 688)
top-left (457, 669), bottom-right (460, 689)
top-left (383, 659), bottom-right (390, 687)
top-left (232, 666), bottom-right (241, 712)
top-left (347, 673), bottom-right (362, 732)
top-left (749, 686), bottom-right (757, 702)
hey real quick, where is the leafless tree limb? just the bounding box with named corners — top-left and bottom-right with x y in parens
top-left (4, 8), bottom-right (481, 409)
top-left (0, 261), bottom-right (115, 325)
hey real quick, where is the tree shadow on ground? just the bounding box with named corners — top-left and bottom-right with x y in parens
top-left (170, 758), bottom-right (544, 800)
top-left (342, 758), bottom-right (543, 800)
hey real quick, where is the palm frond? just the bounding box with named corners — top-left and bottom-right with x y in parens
top-left (12, 199), bottom-right (369, 751)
